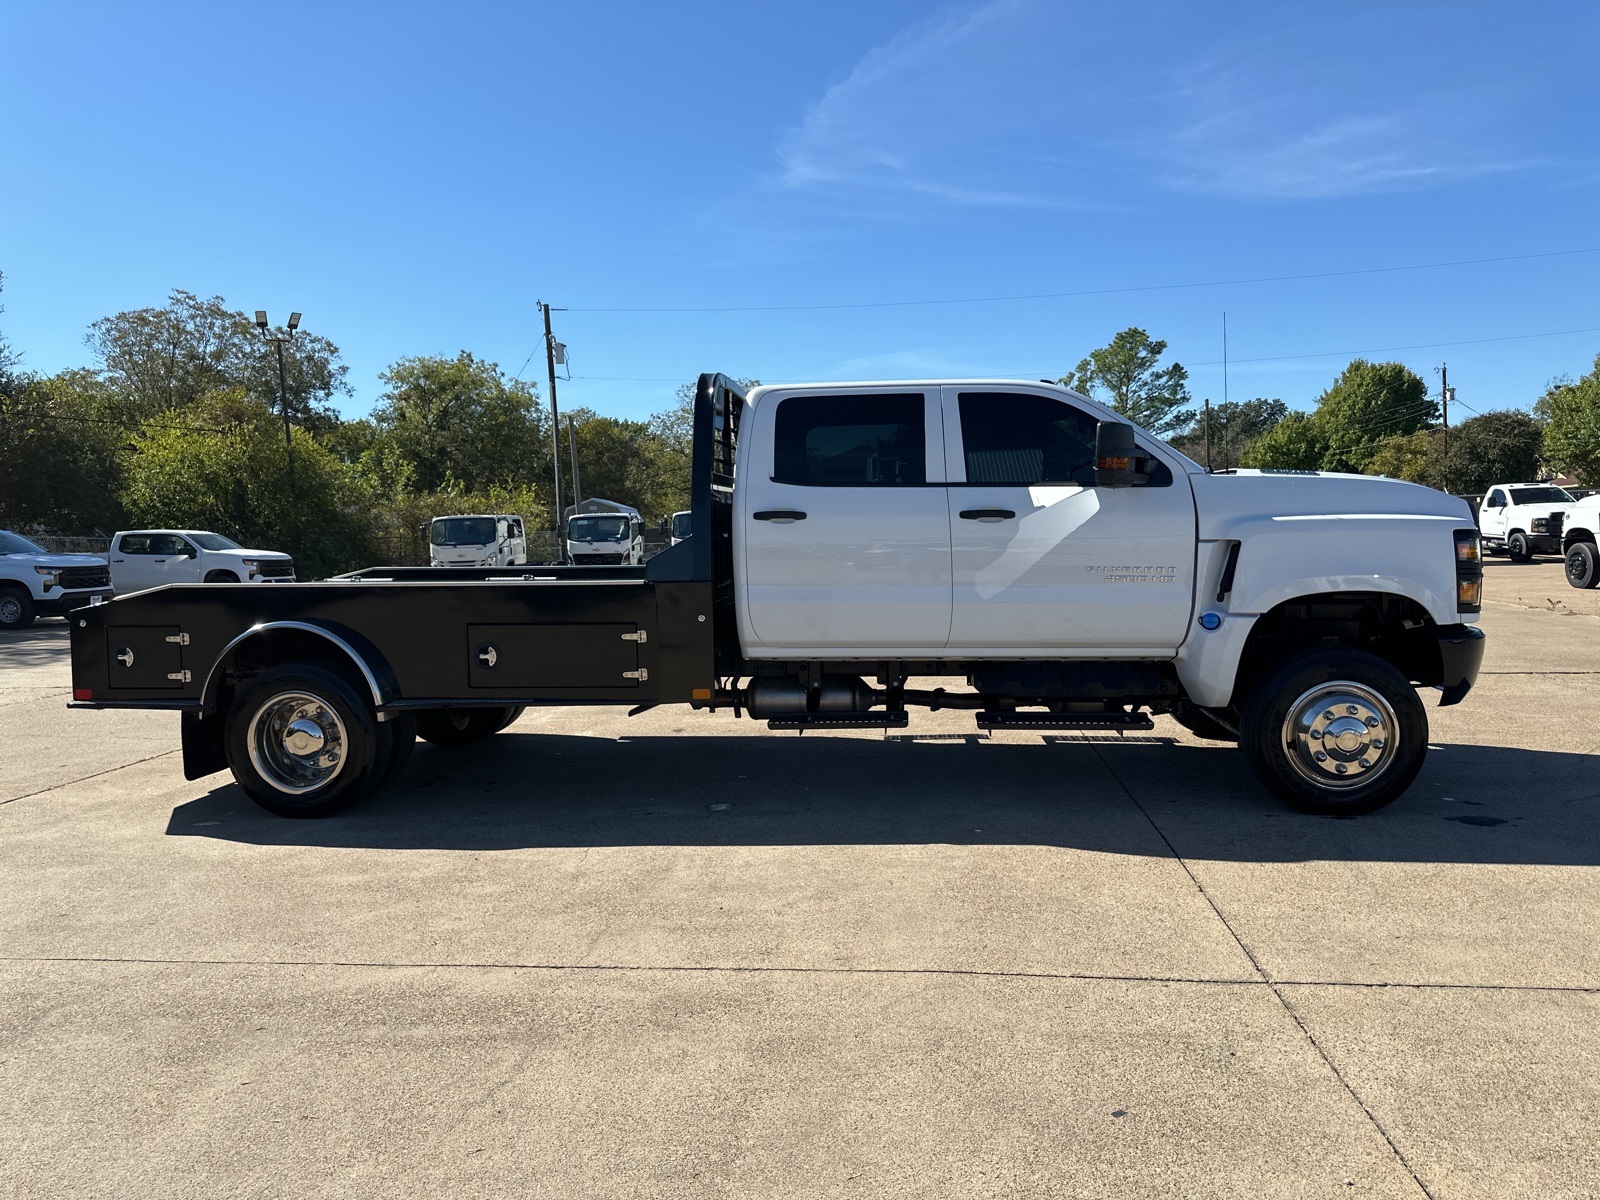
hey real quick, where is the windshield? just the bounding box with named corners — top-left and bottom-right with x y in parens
top-left (188, 532), bottom-right (241, 551)
top-left (569, 516), bottom-right (629, 543)
top-left (671, 511), bottom-right (692, 540)
top-left (1510, 487), bottom-right (1574, 504)
top-left (431, 517), bottom-right (498, 546)
top-left (0, 531), bottom-right (47, 555)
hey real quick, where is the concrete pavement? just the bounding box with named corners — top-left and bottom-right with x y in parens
top-left (1, 568), bottom-right (1595, 1198)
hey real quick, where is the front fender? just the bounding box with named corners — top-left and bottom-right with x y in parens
top-left (1224, 515), bottom-right (1465, 626)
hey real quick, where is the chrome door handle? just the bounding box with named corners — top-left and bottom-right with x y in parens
top-left (959, 508), bottom-right (1016, 521)
top-left (753, 510), bottom-right (807, 522)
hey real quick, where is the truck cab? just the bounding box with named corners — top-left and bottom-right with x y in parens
top-left (429, 515), bottom-right (527, 568)
top-left (1477, 483), bottom-right (1575, 561)
top-left (0, 529), bottom-right (113, 629)
top-left (669, 510), bottom-right (692, 547)
top-left (564, 500), bottom-right (644, 565)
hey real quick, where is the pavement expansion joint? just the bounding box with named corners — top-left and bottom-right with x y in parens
top-left (1088, 740), bottom-right (1440, 1200)
top-left (4, 955), bottom-right (1593, 995)
top-left (0, 749), bottom-right (181, 807)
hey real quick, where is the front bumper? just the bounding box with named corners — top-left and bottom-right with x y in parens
top-left (570, 552), bottom-right (629, 565)
top-left (39, 589), bottom-right (114, 616)
top-left (1437, 624), bottom-right (1486, 706)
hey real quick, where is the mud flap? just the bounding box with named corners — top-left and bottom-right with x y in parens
top-left (181, 711), bottom-right (228, 780)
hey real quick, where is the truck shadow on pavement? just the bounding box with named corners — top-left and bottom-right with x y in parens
top-left (0, 622), bottom-right (73, 671)
top-left (166, 731), bottom-right (1600, 866)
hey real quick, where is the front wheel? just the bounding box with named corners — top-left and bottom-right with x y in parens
top-left (0, 587), bottom-right (35, 630)
top-left (1240, 648), bottom-right (1428, 816)
top-left (1566, 542), bottom-right (1600, 589)
top-left (225, 662), bottom-right (385, 817)
top-left (1507, 532), bottom-right (1532, 563)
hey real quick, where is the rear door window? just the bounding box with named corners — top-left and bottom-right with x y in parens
top-left (773, 394), bottom-right (926, 485)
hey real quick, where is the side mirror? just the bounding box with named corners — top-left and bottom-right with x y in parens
top-left (1094, 421), bottom-right (1149, 488)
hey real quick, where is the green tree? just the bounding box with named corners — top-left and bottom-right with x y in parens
top-left (1440, 410), bottom-right (1545, 493)
top-left (1366, 428), bottom-right (1442, 485)
top-left (121, 391), bottom-right (373, 578)
top-left (0, 370), bottom-right (128, 531)
top-left (1061, 328), bottom-right (1192, 435)
top-left (86, 290), bottom-right (350, 429)
top-left (1537, 355), bottom-right (1600, 485)
top-left (1314, 359), bottom-right (1435, 473)
top-left (1170, 397), bottom-right (1287, 468)
top-left (370, 352), bottom-right (550, 499)
top-left (566, 411), bottom-right (677, 519)
top-left (1239, 410), bottom-right (1330, 471)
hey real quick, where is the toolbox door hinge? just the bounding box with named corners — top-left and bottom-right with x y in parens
top-left (622, 668), bottom-right (649, 681)
top-left (620, 630), bottom-right (647, 643)
top-left (165, 632), bottom-right (190, 646)
top-left (167, 669), bottom-right (192, 683)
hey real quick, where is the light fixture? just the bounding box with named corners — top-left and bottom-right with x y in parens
top-left (287, 312), bottom-right (302, 331)
top-left (254, 310), bottom-right (269, 330)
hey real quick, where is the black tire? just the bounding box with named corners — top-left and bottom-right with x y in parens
top-left (1171, 704), bottom-right (1239, 742)
top-left (1566, 542), bottom-right (1600, 589)
top-left (225, 662), bottom-right (384, 818)
top-left (205, 570), bottom-right (241, 583)
top-left (1507, 531), bottom-right (1532, 563)
top-left (1240, 648), bottom-right (1428, 816)
top-left (415, 706), bottom-right (517, 746)
top-left (496, 705), bottom-right (526, 732)
top-left (0, 587), bottom-right (35, 630)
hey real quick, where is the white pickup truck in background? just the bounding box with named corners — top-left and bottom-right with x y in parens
top-left (0, 529), bottom-right (113, 629)
top-left (1477, 482), bottom-right (1576, 562)
top-left (109, 530), bottom-right (295, 592)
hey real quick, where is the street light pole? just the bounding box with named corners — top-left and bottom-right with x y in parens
top-left (539, 301), bottom-right (564, 535)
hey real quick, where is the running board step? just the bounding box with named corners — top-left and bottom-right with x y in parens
top-left (975, 711), bottom-right (1154, 731)
top-left (766, 711), bottom-right (910, 731)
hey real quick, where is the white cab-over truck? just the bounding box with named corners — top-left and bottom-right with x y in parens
top-left (1476, 483), bottom-right (1576, 562)
top-left (68, 375), bottom-right (1484, 820)
top-left (0, 529), bottom-right (113, 629)
top-left (110, 530), bottom-right (295, 592)
top-left (429, 515), bottom-right (527, 567)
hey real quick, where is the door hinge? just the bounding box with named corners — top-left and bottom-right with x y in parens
top-left (167, 670), bottom-right (192, 683)
top-left (620, 630), bottom-right (647, 643)
top-left (622, 668), bottom-right (649, 681)
top-left (164, 632), bottom-right (190, 646)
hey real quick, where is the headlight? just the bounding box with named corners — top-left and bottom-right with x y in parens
top-left (34, 566), bottom-right (60, 590)
top-left (1453, 529), bottom-right (1482, 613)
top-left (1531, 518), bottom-right (1550, 533)
top-left (483, 553), bottom-right (498, 566)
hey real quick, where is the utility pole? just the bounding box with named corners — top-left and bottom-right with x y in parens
top-left (1203, 398), bottom-right (1213, 472)
top-left (1438, 362), bottom-right (1452, 492)
top-left (255, 310), bottom-right (302, 554)
top-left (567, 413), bottom-right (582, 509)
top-left (539, 301), bottom-right (564, 534)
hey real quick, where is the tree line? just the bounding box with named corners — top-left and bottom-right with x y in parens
top-left (3, 277), bottom-right (1599, 576)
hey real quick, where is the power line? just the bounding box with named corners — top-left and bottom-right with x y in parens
top-left (567, 247), bottom-right (1600, 314)
top-left (1188, 323), bottom-right (1600, 368)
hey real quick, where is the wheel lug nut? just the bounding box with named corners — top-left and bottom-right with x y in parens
top-left (1323, 710), bottom-right (1335, 720)
top-left (1371, 739), bottom-right (1385, 749)
top-left (1335, 763), bottom-right (1348, 773)
top-left (1310, 730), bottom-right (1323, 740)
top-left (1346, 705), bottom-right (1359, 715)
top-left (1360, 758), bottom-right (1373, 768)
top-left (1365, 716), bottom-right (1379, 728)
top-left (1313, 750), bottom-right (1328, 762)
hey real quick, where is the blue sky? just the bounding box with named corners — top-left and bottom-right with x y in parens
top-left (2, 1), bottom-right (1597, 426)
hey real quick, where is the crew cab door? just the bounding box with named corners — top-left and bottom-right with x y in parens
top-left (941, 387), bottom-right (1197, 654)
top-left (737, 388), bottom-right (951, 653)
top-left (112, 533), bottom-right (194, 592)
top-left (1479, 489), bottom-right (1508, 539)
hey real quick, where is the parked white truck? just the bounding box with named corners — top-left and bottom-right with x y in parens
top-left (1477, 483), bottom-right (1576, 562)
top-left (69, 375), bottom-right (1485, 819)
top-left (429, 515), bottom-right (527, 567)
top-left (110, 530), bottom-right (295, 592)
top-left (0, 529), bottom-right (113, 629)
top-left (1555, 493), bottom-right (1600, 588)
top-left (564, 499), bottom-right (644, 565)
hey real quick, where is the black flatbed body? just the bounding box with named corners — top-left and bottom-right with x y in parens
top-left (68, 375), bottom-right (746, 716)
